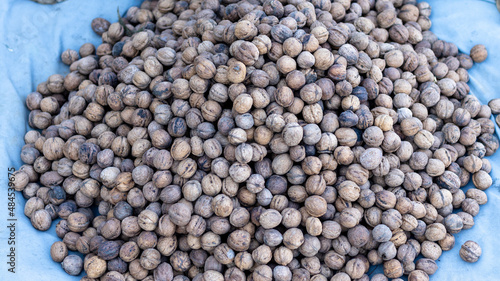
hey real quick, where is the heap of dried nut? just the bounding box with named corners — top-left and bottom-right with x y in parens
top-left (11, 0), bottom-right (499, 280)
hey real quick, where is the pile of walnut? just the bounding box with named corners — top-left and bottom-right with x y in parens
top-left (12, 0), bottom-right (499, 280)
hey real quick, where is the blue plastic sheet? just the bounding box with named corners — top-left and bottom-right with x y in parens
top-left (0, 1), bottom-right (142, 279)
top-left (0, 0), bottom-right (499, 280)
